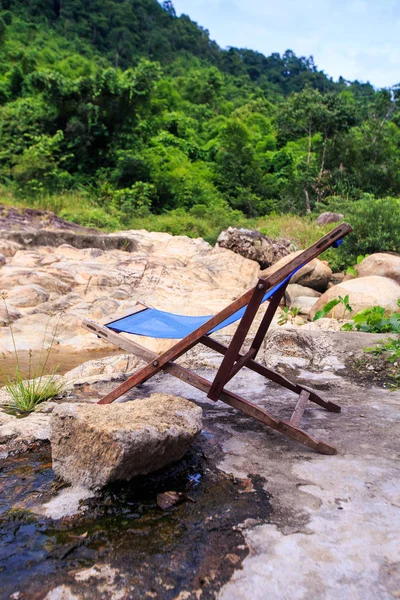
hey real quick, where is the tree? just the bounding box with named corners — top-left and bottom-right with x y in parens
top-left (162, 1), bottom-right (176, 17)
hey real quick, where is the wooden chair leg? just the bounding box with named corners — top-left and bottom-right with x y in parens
top-left (202, 336), bottom-right (341, 414)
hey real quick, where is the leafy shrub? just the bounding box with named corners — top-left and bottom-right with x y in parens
top-left (341, 301), bottom-right (400, 333)
top-left (321, 197), bottom-right (400, 270)
top-left (113, 182), bottom-right (155, 220)
top-left (363, 335), bottom-right (400, 390)
top-left (313, 295), bottom-right (352, 321)
top-left (60, 206), bottom-right (122, 230)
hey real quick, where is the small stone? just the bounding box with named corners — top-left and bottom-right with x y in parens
top-left (157, 491), bottom-right (184, 510)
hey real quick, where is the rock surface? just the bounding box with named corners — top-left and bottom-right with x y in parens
top-left (261, 250), bottom-right (332, 291)
top-left (285, 283), bottom-right (321, 306)
top-left (50, 395), bottom-right (203, 489)
top-left (6, 284), bottom-right (49, 307)
top-left (290, 295), bottom-right (319, 316)
top-left (217, 227), bottom-right (292, 269)
top-left (0, 230), bottom-right (259, 354)
top-left (310, 275), bottom-right (400, 319)
top-left (315, 211), bottom-right (344, 224)
top-left (356, 252), bottom-right (400, 283)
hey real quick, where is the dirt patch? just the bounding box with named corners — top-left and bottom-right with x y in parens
top-left (343, 352), bottom-right (399, 389)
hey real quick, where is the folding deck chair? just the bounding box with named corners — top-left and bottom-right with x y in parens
top-left (82, 222), bottom-right (352, 455)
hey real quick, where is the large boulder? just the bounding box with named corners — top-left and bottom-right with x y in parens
top-left (216, 227), bottom-right (292, 269)
top-left (356, 253), bottom-right (400, 284)
top-left (310, 276), bottom-right (400, 319)
top-left (315, 212), bottom-right (344, 225)
top-left (290, 296), bottom-right (319, 316)
top-left (285, 283), bottom-right (321, 307)
top-left (260, 250), bottom-right (332, 292)
top-left (50, 395), bottom-right (203, 489)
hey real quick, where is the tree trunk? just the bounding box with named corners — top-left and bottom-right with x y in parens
top-left (316, 133), bottom-right (328, 203)
top-left (304, 125), bottom-right (312, 213)
top-left (304, 186), bottom-right (311, 213)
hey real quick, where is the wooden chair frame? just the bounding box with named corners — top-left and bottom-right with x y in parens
top-left (82, 223), bottom-right (352, 455)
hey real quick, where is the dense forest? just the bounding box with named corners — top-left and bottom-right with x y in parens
top-left (0, 0), bottom-right (399, 259)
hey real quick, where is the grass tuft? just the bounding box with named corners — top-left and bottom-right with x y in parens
top-left (0, 293), bottom-right (64, 416)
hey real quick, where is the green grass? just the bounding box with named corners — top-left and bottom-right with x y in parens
top-left (0, 293), bottom-right (64, 416)
top-left (3, 374), bottom-right (63, 416)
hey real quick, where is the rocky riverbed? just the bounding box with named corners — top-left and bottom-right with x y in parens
top-left (0, 209), bottom-right (400, 599)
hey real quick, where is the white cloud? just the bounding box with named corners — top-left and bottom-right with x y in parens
top-left (171, 0), bottom-right (400, 87)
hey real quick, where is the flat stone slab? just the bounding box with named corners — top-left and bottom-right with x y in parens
top-left (50, 394), bottom-right (203, 490)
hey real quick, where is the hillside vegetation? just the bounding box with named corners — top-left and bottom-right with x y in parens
top-left (0, 0), bottom-right (399, 268)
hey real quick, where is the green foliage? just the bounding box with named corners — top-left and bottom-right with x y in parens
top-left (363, 334), bottom-right (400, 390)
top-left (113, 182), bottom-right (155, 219)
top-left (322, 197), bottom-right (400, 270)
top-left (365, 336), bottom-right (400, 362)
top-left (341, 303), bottom-right (400, 334)
top-left (277, 306), bottom-right (300, 326)
top-left (313, 295), bottom-right (353, 321)
top-left (3, 373), bottom-right (63, 416)
top-left (345, 254), bottom-right (369, 277)
top-left (0, 0), bottom-right (400, 230)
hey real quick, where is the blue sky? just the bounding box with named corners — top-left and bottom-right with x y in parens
top-left (171, 0), bottom-right (400, 88)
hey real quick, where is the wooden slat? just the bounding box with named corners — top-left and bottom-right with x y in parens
top-left (250, 283), bottom-right (288, 356)
top-left (207, 283), bottom-right (266, 400)
top-left (94, 223), bottom-right (352, 404)
top-left (224, 347), bottom-right (257, 384)
top-left (289, 390), bottom-right (310, 427)
top-left (82, 319), bottom-right (156, 362)
top-left (99, 303), bottom-right (148, 326)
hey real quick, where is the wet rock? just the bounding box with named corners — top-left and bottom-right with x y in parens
top-left (50, 395), bottom-right (203, 489)
top-left (7, 284), bottom-right (49, 308)
top-left (261, 251), bottom-right (332, 291)
top-left (285, 283), bottom-right (321, 307)
top-left (216, 227), bottom-right (292, 269)
top-left (0, 409), bottom-right (50, 456)
top-left (315, 211), bottom-right (344, 225)
top-left (310, 276), bottom-right (400, 319)
top-left (356, 252), bottom-right (400, 284)
top-left (34, 486), bottom-right (95, 520)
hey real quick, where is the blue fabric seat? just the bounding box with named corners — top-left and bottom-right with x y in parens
top-left (107, 274), bottom-right (294, 339)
